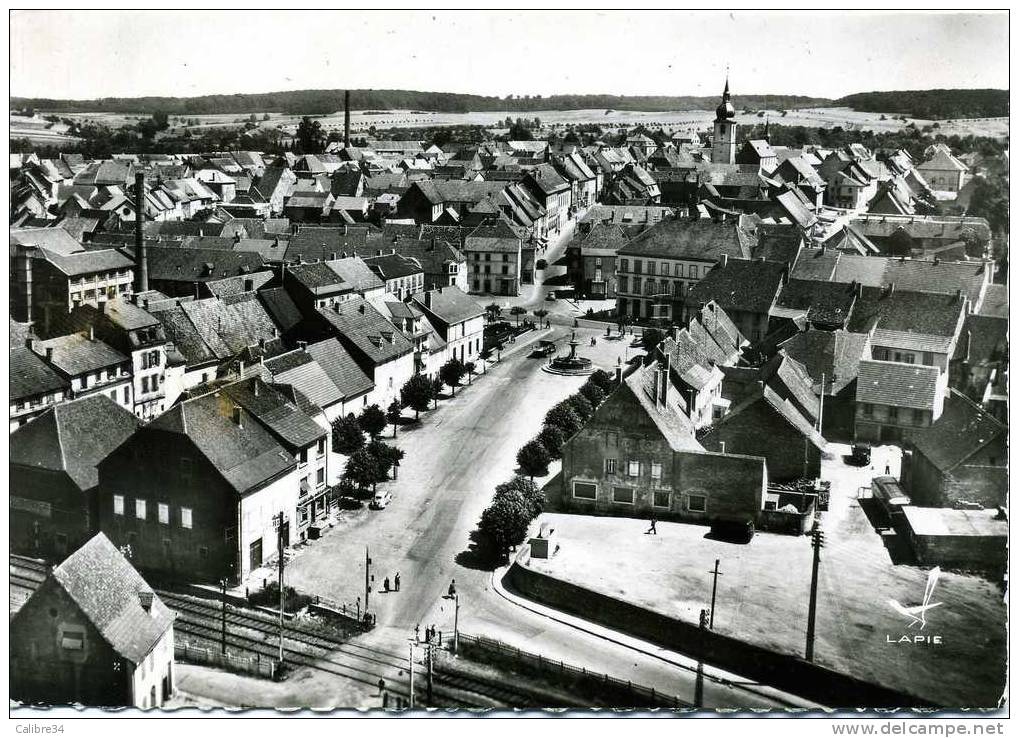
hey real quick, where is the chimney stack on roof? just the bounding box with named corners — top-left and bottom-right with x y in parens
top-left (45, 346), bottom-right (54, 361)
top-left (232, 405), bottom-right (243, 428)
top-left (138, 589), bottom-right (154, 613)
top-left (88, 326), bottom-right (95, 341)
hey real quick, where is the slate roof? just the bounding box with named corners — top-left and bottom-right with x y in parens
top-left (619, 219), bottom-right (751, 262)
top-left (316, 297), bottom-right (414, 366)
top-left (10, 346), bottom-right (71, 400)
top-left (909, 390), bottom-right (1006, 472)
top-left (147, 391), bottom-right (295, 494)
top-left (686, 258), bottom-right (786, 314)
top-left (856, 359), bottom-right (941, 410)
top-left (411, 286), bottom-right (484, 326)
top-left (10, 394), bottom-right (140, 491)
top-left (31, 534), bottom-right (174, 665)
top-left (34, 333), bottom-right (128, 376)
top-left (306, 338), bottom-right (376, 400)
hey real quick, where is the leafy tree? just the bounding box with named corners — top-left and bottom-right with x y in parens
top-left (495, 476), bottom-right (544, 519)
top-left (640, 327), bottom-right (664, 354)
top-left (588, 368), bottom-right (614, 392)
top-left (366, 439), bottom-right (405, 481)
top-left (508, 122), bottom-right (534, 141)
top-left (533, 308), bottom-right (549, 326)
top-left (431, 376), bottom-right (445, 408)
top-left (464, 361), bottom-right (477, 385)
top-left (509, 306), bottom-right (527, 326)
top-left (517, 439), bottom-right (551, 479)
top-left (358, 404), bottom-right (387, 439)
top-left (567, 393), bottom-right (595, 421)
top-left (478, 491), bottom-right (531, 560)
top-left (544, 402), bottom-right (582, 437)
top-left (331, 413), bottom-right (364, 454)
top-left (579, 381), bottom-right (606, 408)
top-left (439, 358), bottom-right (466, 396)
top-left (400, 374), bottom-right (433, 420)
top-left (386, 399), bottom-right (402, 437)
top-left (537, 424), bottom-right (566, 460)
top-left (485, 303), bottom-right (502, 322)
top-left (296, 116), bottom-right (324, 154)
top-left (344, 447), bottom-right (385, 492)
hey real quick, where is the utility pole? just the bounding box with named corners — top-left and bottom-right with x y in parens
top-left (708, 559), bottom-right (722, 630)
top-left (805, 522), bottom-right (824, 662)
top-left (426, 643), bottom-right (434, 705)
top-left (408, 642), bottom-right (415, 710)
top-left (365, 546), bottom-right (372, 615)
top-left (220, 578), bottom-right (227, 655)
top-left (453, 592), bottom-right (460, 654)
top-left (276, 511), bottom-right (288, 664)
top-left (817, 372), bottom-right (825, 435)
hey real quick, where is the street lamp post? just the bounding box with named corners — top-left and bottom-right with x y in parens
top-left (453, 592), bottom-right (460, 654)
top-left (219, 578), bottom-right (227, 654)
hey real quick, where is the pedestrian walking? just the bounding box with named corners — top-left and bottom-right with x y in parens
top-left (448, 579), bottom-right (457, 597)
top-left (647, 517), bottom-right (658, 535)
top-left (384, 577), bottom-right (390, 592)
top-left (378, 678), bottom-right (386, 696)
top-left (885, 463), bottom-right (891, 476)
top-left (394, 572), bottom-right (401, 592)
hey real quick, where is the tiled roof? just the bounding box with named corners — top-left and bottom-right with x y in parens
top-left (848, 286), bottom-right (966, 339)
top-left (953, 314), bottom-right (1008, 367)
top-left (145, 246), bottom-right (267, 283)
top-left (775, 279), bottom-right (856, 326)
top-left (40, 534), bottom-right (173, 664)
top-left (686, 258), bottom-right (786, 315)
top-left (10, 394), bottom-right (139, 491)
top-left (288, 261), bottom-right (348, 293)
top-left (778, 329), bottom-right (871, 396)
top-left (10, 346), bottom-right (70, 400)
top-left (706, 384), bottom-right (825, 451)
top-left (789, 248), bottom-right (839, 281)
top-left (621, 361), bottom-right (703, 452)
top-left (578, 223), bottom-right (629, 256)
top-left (619, 219), bottom-right (751, 261)
top-left (219, 377), bottom-right (325, 451)
top-left (316, 297), bottom-right (414, 366)
top-left (856, 359), bottom-right (941, 410)
top-left (759, 352), bottom-right (821, 423)
top-left (364, 253), bottom-right (423, 280)
top-left (34, 333), bottom-right (128, 376)
top-left (259, 350), bottom-right (343, 410)
top-left (977, 284), bottom-right (1008, 319)
top-left (306, 338), bottom-right (375, 400)
top-left (257, 287), bottom-right (304, 332)
top-left (10, 227), bottom-right (84, 255)
top-left (909, 390), bottom-right (1006, 472)
top-left (147, 391), bottom-right (295, 493)
top-left (326, 256), bottom-right (386, 292)
top-left (149, 294), bottom-right (280, 366)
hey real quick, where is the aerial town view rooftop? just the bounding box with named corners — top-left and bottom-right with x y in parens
top-left (6, 9), bottom-right (1010, 730)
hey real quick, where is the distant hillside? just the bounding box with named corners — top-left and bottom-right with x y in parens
top-left (835, 89), bottom-right (1008, 120)
top-left (10, 89), bottom-right (830, 116)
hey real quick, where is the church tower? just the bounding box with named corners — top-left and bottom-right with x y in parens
top-left (711, 76), bottom-right (738, 164)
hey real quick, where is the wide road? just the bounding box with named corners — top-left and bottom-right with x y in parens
top-left (283, 325), bottom-right (807, 709)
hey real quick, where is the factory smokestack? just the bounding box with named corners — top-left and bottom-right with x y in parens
top-left (134, 171), bottom-right (149, 293)
top-left (344, 90), bottom-right (350, 148)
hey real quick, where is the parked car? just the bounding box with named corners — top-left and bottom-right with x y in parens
top-left (545, 292), bottom-right (557, 301)
top-left (371, 490), bottom-right (393, 510)
top-left (850, 443), bottom-right (872, 466)
top-left (710, 518), bottom-right (755, 543)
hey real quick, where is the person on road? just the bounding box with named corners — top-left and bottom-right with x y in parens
top-left (647, 517), bottom-right (657, 535)
top-left (394, 572), bottom-right (401, 592)
top-left (448, 579), bottom-right (457, 597)
top-left (378, 678), bottom-right (386, 696)
top-left (384, 577), bottom-right (390, 592)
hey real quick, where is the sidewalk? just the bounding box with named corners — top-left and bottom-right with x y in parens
top-left (487, 559), bottom-right (824, 710)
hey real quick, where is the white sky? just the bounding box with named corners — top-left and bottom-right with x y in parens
top-left (9, 10), bottom-right (1010, 101)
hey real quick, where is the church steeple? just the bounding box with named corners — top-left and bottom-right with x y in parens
top-left (715, 71), bottom-right (735, 122)
top-left (711, 70), bottom-right (738, 164)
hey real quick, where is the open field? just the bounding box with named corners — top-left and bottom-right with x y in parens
top-left (29, 106), bottom-right (1010, 142)
top-left (525, 444), bottom-right (1006, 708)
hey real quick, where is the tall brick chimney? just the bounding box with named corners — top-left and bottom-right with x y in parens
top-left (134, 172), bottom-right (149, 293)
top-left (344, 90), bottom-right (351, 148)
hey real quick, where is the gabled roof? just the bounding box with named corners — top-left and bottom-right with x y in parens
top-left (10, 346), bottom-right (71, 400)
top-left (778, 329), bottom-right (871, 396)
top-left (848, 286), bottom-right (966, 342)
top-left (619, 219), bottom-right (751, 262)
top-left (578, 223), bottom-right (629, 256)
top-left (145, 245), bottom-right (267, 283)
top-left (856, 359), bottom-right (941, 410)
top-left (31, 534), bottom-right (174, 664)
top-left (218, 377), bottom-right (325, 451)
top-left (686, 258), bottom-right (787, 315)
top-left (147, 391), bottom-right (295, 493)
top-left (34, 333), bottom-right (128, 376)
top-left (259, 350), bottom-right (344, 410)
top-left (316, 296), bottom-right (414, 366)
top-left (775, 279), bottom-right (856, 326)
top-left (910, 390), bottom-right (1005, 472)
top-left (621, 361), bottom-right (703, 452)
top-left (10, 394), bottom-right (140, 491)
top-left (305, 338), bottom-right (375, 401)
top-left (708, 384), bottom-right (826, 451)
top-left (976, 283), bottom-right (1007, 319)
top-left (411, 285), bottom-right (484, 326)
top-left (326, 256), bottom-right (386, 292)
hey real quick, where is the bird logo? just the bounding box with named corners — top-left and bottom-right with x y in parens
top-left (888, 567), bottom-right (942, 629)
